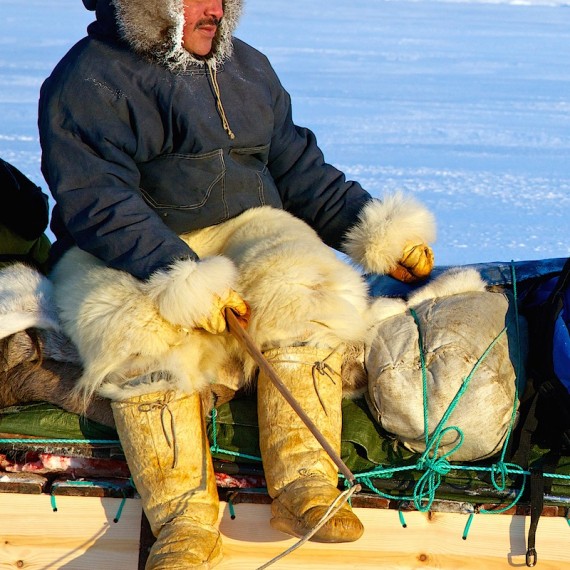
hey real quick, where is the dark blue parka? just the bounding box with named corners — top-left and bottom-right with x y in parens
top-left (38, 0), bottom-right (372, 280)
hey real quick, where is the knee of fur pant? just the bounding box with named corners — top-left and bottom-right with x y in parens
top-left (245, 299), bottom-right (369, 351)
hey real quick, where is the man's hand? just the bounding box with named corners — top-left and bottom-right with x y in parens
top-left (196, 288), bottom-right (250, 334)
top-left (389, 242), bottom-right (434, 283)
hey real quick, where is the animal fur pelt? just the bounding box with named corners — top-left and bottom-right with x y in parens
top-left (0, 262), bottom-right (62, 341)
top-left (0, 263), bottom-right (114, 427)
top-left (0, 263), bottom-right (81, 364)
top-left (0, 335), bottom-right (114, 427)
top-left (50, 206), bottom-right (372, 403)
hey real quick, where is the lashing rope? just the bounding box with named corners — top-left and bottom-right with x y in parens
top-left (50, 479), bottom-right (131, 523)
top-left (209, 407), bottom-right (262, 462)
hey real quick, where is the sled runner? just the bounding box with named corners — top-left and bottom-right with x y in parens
top-left (0, 257), bottom-right (569, 569)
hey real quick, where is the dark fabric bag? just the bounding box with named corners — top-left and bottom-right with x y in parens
top-left (511, 256), bottom-right (570, 567)
top-left (516, 257), bottom-right (570, 456)
top-left (0, 158), bottom-right (51, 271)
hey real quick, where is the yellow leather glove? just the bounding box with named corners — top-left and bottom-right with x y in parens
top-left (195, 288), bottom-right (250, 334)
top-left (389, 242), bottom-right (435, 283)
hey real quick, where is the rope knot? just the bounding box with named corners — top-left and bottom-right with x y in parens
top-left (421, 456), bottom-right (452, 477)
top-left (312, 346), bottom-right (341, 383)
top-left (311, 347), bottom-right (341, 416)
top-left (413, 454), bottom-right (453, 511)
top-left (312, 359), bottom-right (336, 381)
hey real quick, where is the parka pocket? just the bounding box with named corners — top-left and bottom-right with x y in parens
top-left (138, 150), bottom-right (225, 210)
top-left (229, 144), bottom-right (269, 174)
top-left (228, 144), bottom-right (280, 207)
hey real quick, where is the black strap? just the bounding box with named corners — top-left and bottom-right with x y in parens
top-left (509, 387), bottom-right (539, 469)
top-left (526, 468), bottom-right (544, 567)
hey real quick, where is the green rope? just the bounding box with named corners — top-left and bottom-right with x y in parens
top-left (50, 480), bottom-right (130, 522)
top-left (228, 495), bottom-right (236, 520)
top-left (487, 262), bottom-right (525, 488)
top-left (409, 308), bottom-right (509, 512)
top-left (209, 407), bottom-right (262, 462)
top-left (462, 513), bottom-right (474, 539)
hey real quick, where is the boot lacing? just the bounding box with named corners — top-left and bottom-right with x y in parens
top-left (138, 391), bottom-right (179, 469)
top-left (311, 347), bottom-right (341, 416)
top-left (263, 346), bottom-right (342, 416)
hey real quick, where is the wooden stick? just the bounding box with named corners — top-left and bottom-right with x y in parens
top-left (225, 308), bottom-right (360, 487)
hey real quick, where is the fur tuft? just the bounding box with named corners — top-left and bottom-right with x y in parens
top-left (342, 192), bottom-right (436, 275)
top-left (142, 256), bottom-right (238, 329)
top-left (368, 296), bottom-right (408, 324)
top-left (407, 267), bottom-right (487, 307)
top-left (340, 343), bottom-right (368, 399)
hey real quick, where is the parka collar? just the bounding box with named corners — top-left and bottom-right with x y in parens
top-left (83, 0), bottom-right (243, 71)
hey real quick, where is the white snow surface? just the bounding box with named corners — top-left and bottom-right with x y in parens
top-left (0, 0), bottom-right (569, 266)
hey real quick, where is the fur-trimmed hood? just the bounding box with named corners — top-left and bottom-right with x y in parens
top-left (83, 0), bottom-right (243, 71)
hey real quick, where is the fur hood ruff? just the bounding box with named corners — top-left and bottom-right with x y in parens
top-left (83, 0), bottom-right (243, 71)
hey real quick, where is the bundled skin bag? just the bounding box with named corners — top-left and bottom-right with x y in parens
top-left (365, 268), bottom-right (527, 463)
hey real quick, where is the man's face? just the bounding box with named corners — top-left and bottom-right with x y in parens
top-left (182, 0), bottom-right (224, 57)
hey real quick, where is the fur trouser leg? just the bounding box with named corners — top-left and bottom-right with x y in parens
top-left (111, 391), bottom-right (222, 569)
top-left (49, 247), bottom-right (233, 402)
top-left (258, 346), bottom-right (364, 543)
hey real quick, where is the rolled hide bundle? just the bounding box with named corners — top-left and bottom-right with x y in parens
top-left (365, 268), bottom-right (527, 462)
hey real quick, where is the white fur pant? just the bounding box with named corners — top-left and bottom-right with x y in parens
top-left (50, 207), bottom-right (370, 401)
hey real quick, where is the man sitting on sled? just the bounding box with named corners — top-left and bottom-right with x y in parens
top-left (38, 1), bottom-right (436, 567)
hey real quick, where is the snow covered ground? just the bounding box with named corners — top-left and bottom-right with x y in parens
top-left (1, 0), bottom-right (569, 265)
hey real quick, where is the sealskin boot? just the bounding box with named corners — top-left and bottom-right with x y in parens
top-left (257, 346), bottom-right (364, 543)
top-left (111, 391), bottom-right (222, 569)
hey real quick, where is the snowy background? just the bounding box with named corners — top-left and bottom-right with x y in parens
top-left (1, 0), bottom-right (569, 266)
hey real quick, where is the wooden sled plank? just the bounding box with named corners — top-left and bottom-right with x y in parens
top-left (0, 494), bottom-right (569, 569)
top-left (217, 502), bottom-right (570, 569)
top-left (0, 494), bottom-right (141, 569)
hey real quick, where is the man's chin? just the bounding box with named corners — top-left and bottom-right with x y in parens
top-left (185, 36), bottom-right (220, 61)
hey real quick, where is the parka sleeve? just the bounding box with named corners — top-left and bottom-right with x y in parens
top-left (266, 68), bottom-right (373, 251)
top-left (38, 63), bottom-right (197, 281)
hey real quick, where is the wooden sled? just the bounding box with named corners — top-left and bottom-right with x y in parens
top-left (0, 488), bottom-right (569, 569)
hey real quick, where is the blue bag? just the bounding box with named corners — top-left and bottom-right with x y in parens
top-left (513, 257), bottom-right (570, 567)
